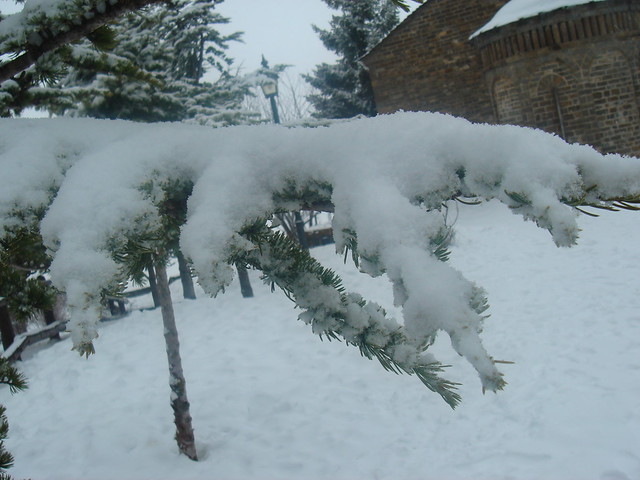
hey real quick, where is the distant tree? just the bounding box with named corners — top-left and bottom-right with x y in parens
top-left (304, 0), bottom-right (400, 119)
top-left (44, 0), bottom-right (254, 127)
top-left (0, 0), bottom-right (421, 86)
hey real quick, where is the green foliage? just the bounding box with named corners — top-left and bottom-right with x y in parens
top-left (304, 0), bottom-right (401, 118)
top-left (430, 227), bottom-right (453, 263)
top-left (0, 360), bottom-right (27, 395)
top-left (85, 25), bottom-right (119, 51)
top-left (0, 358), bottom-right (27, 477)
top-left (340, 222), bottom-right (453, 271)
top-left (234, 222), bottom-right (462, 408)
top-left (0, 228), bottom-right (55, 322)
top-left (45, 0), bottom-right (254, 126)
top-left (562, 184), bottom-right (640, 216)
top-left (390, 0), bottom-right (423, 12)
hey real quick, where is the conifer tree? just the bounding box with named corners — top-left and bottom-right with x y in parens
top-left (0, 226), bottom-right (56, 349)
top-left (0, 0), bottom-right (421, 86)
top-left (304, 0), bottom-right (400, 118)
top-left (44, 0), bottom-right (252, 127)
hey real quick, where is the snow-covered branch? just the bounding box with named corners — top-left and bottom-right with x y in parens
top-left (0, 0), bottom-right (165, 82)
top-left (2, 112), bottom-right (639, 400)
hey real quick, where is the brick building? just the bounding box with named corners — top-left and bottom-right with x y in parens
top-left (362, 0), bottom-right (640, 157)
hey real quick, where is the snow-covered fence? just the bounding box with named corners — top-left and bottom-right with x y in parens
top-left (0, 296), bottom-right (66, 362)
top-left (0, 294), bottom-right (66, 362)
top-left (1, 320), bottom-right (66, 363)
top-left (305, 227), bottom-right (334, 248)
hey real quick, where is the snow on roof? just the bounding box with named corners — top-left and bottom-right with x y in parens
top-left (471, 0), bottom-right (607, 38)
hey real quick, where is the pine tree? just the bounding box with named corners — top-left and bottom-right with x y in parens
top-left (0, 0), bottom-right (420, 86)
top-left (0, 226), bottom-right (56, 349)
top-left (304, 0), bottom-right (400, 118)
top-left (44, 0), bottom-right (253, 127)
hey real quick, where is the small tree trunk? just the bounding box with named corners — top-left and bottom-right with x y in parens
top-left (0, 300), bottom-right (16, 351)
top-left (154, 260), bottom-right (198, 461)
top-left (176, 250), bottom-right (196, 300)
top-left (108, 299), bottom-right (119, 316)
top-left (42, 306), bottom-right (62, 341)
top-left (43, 308), bottom-right (56, 325)
top-left (294, 211), bottom-right (309, 250)
top-left (236, 265), bottom-right (254, 298)
top-left (147, 261), bottom-right (161, 308)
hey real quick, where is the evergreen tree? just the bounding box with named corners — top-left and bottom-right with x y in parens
top-left (0, 225), bottom-right (56, 350)
top-left (0, 0), bottom-right (421, 86)
top-left (45, 0), bottom-right (253, 127)
top-left (304, 0), bottom-right (400, 118)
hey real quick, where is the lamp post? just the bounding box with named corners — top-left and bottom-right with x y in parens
top-left (260, 56), bottom-right (281, 125)
top-left (261, 56), bottom-right (308, 250)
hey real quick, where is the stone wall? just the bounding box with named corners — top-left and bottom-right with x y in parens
top-left (362, 0), bottom-right (508, 123)
top-left (476, 0), bottom-right (640, 156)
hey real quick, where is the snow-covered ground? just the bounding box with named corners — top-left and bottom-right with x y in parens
top-left (1, 200), bottom-right (639, 480)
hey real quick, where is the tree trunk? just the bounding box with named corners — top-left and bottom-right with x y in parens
top-left (42, 305), bottom-right (62, 341)
top-left (236, 265), bottom-right (254, 298)
top-left (154, 260), bottom-right (198, 461)
top-left (0, 300), bottom-right (16, 351)
top-left (176, 250), bottom-right (196, 300)
top-left (147, 261), bottom-right (161, 308)
top-left (294, 211), bottom-right (309, 250)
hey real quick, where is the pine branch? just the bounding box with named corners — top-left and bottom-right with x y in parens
top-left (0, 359), bottom-right (27, 394)
top-left (0, 0), bottom-right (167, 83)
top-left (236, 226), bottom-right (462, 408)
top-left (563, 186), bottom-right (640, 215)
top-left (391, 0), bottom-right (423, 12)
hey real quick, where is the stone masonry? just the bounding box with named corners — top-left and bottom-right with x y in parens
top-left (362, 0), bottom-right (509, 123)
top-left (363, 0), bottom-right (640, 157)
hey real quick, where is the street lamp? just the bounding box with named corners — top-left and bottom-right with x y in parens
top-left (260, 56), bottom-right (307, 249)
top-left (260, 78), bottom-right (278, 98)
top-left (260, 56), bottom-right (281, 125)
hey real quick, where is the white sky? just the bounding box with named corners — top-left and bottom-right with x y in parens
top-left (216, 0), bottom-right (338, 77)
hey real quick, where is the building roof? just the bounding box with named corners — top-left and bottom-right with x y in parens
top-left (471, 0), bottom-right (607, 37)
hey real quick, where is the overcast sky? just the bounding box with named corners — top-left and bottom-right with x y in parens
top-left (216, 0), bottom-right (338, 77)
top-left (0, 0), bottom-right (339, 77)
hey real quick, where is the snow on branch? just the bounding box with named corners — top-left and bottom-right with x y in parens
top-left (1, 112), bottom-right (640, 400)
top-left (0, 0), bottom-right (165, 82)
